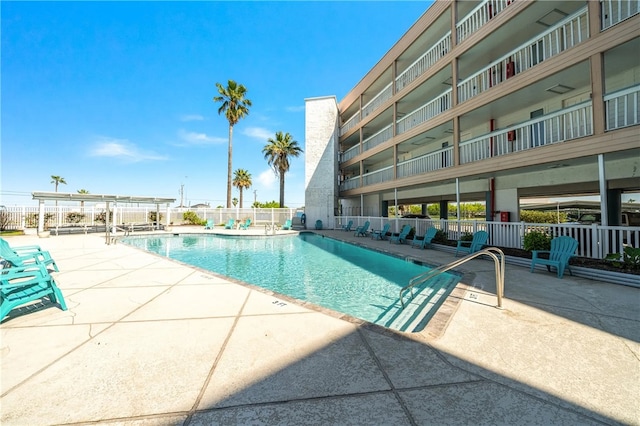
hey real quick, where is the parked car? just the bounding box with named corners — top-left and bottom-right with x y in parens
top-left (575, 212), bottom-right (640, 226)
top-left (401, 214), bottom-right (431, 219)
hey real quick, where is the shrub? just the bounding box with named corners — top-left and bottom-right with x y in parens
top-left (433, 229), bottom-right (448, 244)
top-left (183, 211), bottom-right (206, 225)
top-left (95, 211), bottom-right (113, 224)
top-left (520, 210), bottom-right (568, 224)
top-left (605, 247), bottom-right (640, 270)
top-left (0, 210), bottom-right (10, 231)
top-left (460, 232), bottom-right (474, 242)
top-left (523, 231), bottom-right (551, 251)
top-left (148, 211), bottom-right (163, 223)
top-left (66, 212), bottom-right (85, 224)
top-left (25, 212), bottom-right (55, 228)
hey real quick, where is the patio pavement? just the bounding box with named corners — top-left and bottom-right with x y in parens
top-left (1, 226), bottom-right (638, 425)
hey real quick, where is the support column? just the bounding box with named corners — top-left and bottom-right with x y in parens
top-left (439, 200), bottom-right (449, 220)
top-left (607, 189), bottom-right (622, 226)
top-left (590, 52), bottom-right (606, 136)
top-left (599, 154), bottom-right (609, 226)
top-left (38, 200), bottom-right (45, 233)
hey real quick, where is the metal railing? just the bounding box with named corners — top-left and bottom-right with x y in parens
top-left (396, 146), bottom-right (454, 178)
top-left (400, 247), bottom-right (505, 309)
top-left (340, 144), bottom-right (360, 163)
top-left (396, 89), bottom-right (452, 135)
top-left (395, 32), bottom-right (452, 93)
top-left (457, 7), bottom-right (588, 103)
top-left (362, 166), bottom-right (394, 187)
top-left (362, 83), bottom-right (393, 118)
top-left (339, 176), bottom-right (361, 191)
top-left (601, 0), bottom-right (640, 30)
top-left (362, 124), bottom-right (393, 153)
top-left (456, 0), bottom-right (514, 44)
top-left (605, 85), bottom-right (640, 130)
top-left (340, 111), bottom-right (361, 136)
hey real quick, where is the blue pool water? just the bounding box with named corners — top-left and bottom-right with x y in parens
top-left (122, 233), bottom-right (459, 331)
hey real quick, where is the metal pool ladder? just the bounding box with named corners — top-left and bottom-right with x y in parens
top-left (399, 247), bottom-right (505, 309)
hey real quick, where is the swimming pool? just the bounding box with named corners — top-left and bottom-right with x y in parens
top-left (122, 233), bottom-right (460, 332)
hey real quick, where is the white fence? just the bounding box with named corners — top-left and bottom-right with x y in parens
top-left (332, 216), bottom-right (639, 260)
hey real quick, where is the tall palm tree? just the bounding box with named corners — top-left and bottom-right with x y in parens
top-left (50, 175), bottom-right (67, 207)
top-left (262, 131), bottom-right (303, 208)
top-left (232, 169), bottom-right (252, 209)
top-left (77, 189), bottom-right (90, 213)
top-left (213, 80), bottom-right (252, 208)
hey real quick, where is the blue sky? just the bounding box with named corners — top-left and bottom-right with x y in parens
top-left (1, 1), bottom-right (430, 208)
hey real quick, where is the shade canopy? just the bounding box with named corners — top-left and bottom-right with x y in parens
top-left (32, 191), bottom-right (175, 205)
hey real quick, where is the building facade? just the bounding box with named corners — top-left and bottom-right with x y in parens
top-left (305, 0), bottom-right (639, 228)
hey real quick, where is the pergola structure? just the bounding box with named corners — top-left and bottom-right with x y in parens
top-left (32, 191), bottom-right (176, 244)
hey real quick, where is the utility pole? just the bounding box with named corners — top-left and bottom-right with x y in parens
top-left (179, 184), bottom-right (185, 208)
top-left (253, 190), bottom-right (257, 206)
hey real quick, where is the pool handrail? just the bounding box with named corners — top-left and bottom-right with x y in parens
top-left (399, 247), bottom-right (505, 309)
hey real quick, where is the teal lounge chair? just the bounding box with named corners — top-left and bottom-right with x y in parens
top-left (411, 227), bottom-right (437, 249)
top-left (341, 220), bottom-right (353, 232)
top-left (455, 231), bottom-right (489, 256)
top-left (239, 218), bottom-right (251, 230)
top-left (390, 225), bottom-right (412, 244)
top-left (315, 220), bottom-right (323, 230)
top-left (281, 219), bottom-right (292, 230)
top-left (204, 219), bottom-right (214, 229)
top-left (224, 218), bottom-right (235, 229)
top-left (530, 236), bottom-right (578, 279)
top-left (0, 238), bottom-right (59, 272)
top-left (371, 223), bottom-right (391, 240)
top-left (354, 221), bottom-right (370, 237)
top-left (0, 263), bottom-right (67, 322)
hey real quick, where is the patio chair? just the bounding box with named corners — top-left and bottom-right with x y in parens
top-left (239, 219), bottom-right (252, 230)
top-left (354, 221), bottom-right (370, 237)
top-left (281, 219), bottom-right (292, 230)
top-left (371, 223), bottom-right (391, 240)
top-left (315, 220), bottom-right (323, 230)
top-left (454, 231), bottom-right (489, 256)
top-left (224, 218), bottom-right (235, 229)
top-left (389, 225), bottom-right (412, 244)
top-left (530, 236), bottom-right (578, 279)
top-left (411, 227), bottom-right (437, 249)
top-left (341, 220), bottom-right (354, 232)
top-left (204, 219), bottom-right (214, 229)
top-left (0, 263), bottom-right (68, 322)
top-left (0, 238), bottom-right (59, 272)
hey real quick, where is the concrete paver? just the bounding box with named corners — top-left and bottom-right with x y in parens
top-left (1, 228), bottom-right (638, 425)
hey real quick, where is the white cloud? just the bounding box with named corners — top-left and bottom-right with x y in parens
top-left (258, 168), bottom-right (277, 189)
top-left (179, 114), bottom-right (205, 122)
top-left (285, 105), bottom-right (305, 112)
top-left (89, 137), bottom-right (167, 162)
top-left (243, 126), bottom-right (273, 141)
top-left (177, 129), bottom-right (226, 146)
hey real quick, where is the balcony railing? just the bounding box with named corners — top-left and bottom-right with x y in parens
top-left (340, 176), bottom-right (361, 191)
top-left (460, 101), bottom-right (593, 164)
top-left (363, 166), bottom-right (394, 187)
top-left (397, 146), bottom-right (454, 178)
top-left (340, 145), bottom-right (360, 163)
top-left (362, 124), bottom-right (393, 152)
top-left (340, 111), bottom-right (361, 137)
top-left (605, 84), bottom-right (640, 130)
top-left (601, 0), bottom-right (640, 30)
top-left (396, 89), bottom-right (452, 135)
top-left (395, 32), bottom-right (452, 93)
top-left (362, 83), bottom-right (393, 119)
top-left (456, 0), bottom-right (515, 44)
top-left (458, 7), bottom-right (588, 103)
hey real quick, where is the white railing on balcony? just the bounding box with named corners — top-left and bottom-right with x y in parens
top-left (397, 146), bottom-right (454, 178)
top-left (362, 166), bottom-right (394, 186)
top-left (605, 84), bottom-right (640, 130)
top-left (601, 0), bottom-right (640, 30)
top-left (362, 83), bottom-right (393, 118)
top-left (395, 32), bottom-right (451, 93)
top-left (340, 145), bottom-right (360, 163)
top-left (458, 7), bottom-right (588, 103)
top-left (459, 101), bottom-right (593, 164)
top-left (340, 111), bottom-right (361, 137)
top-left (396, 89), bottom-right (452, 135)
top-left (340, 176), bottom-right (361, 191)
top-left (456, 0), bottom-right (515, 44)
top-left (362, 124), bottom-right (393, 152)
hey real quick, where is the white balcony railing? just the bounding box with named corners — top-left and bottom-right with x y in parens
top-left (459, 101), bottom-right (593, 164)
top-left (340, 145), bottom-right (360, 163)
top-left (340, 176), bottom-right (361, 191)
top-left (605, 84), bottom-right (640, 130)
top-left (456, 0), bottom-right (515, 44)
top-left (362, 124), bottom-right (393, 152)
top-left (396, 146), bottom-right (454, 178)
top-left (362, 166), bottom-right (394, 187)
top-left (362, 83), bottom-right (393, 119)
top-left (396, 89), bottom-right (452, 135)
top-left (458, 7), bottom-right (588, 103)
top-left (340, 111), bottom-right (361, 137)
top-left (395, 32), bottom-right (452, 93)
top-left (601, 0), bottom-right (640, 30)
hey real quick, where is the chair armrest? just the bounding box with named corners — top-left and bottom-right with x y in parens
top-left (531, 250), bottom-right (551, 260)
top-left (456, 241), bottom-right (472, 248)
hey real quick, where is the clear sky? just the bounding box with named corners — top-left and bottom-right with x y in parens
top-left (1, 1), bottom-right (431, 208)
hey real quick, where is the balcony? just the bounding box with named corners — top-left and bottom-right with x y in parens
top-left (456, 0), bottom-right (515, 44)
top-left (340, 145), bottom-right (360, 163)
top-left (459, 101), bottom-right (593, 164)
top-left (362, 124), bottom-right (393, 153)
top-left (458, 7), bottom-right (588, 103)
top-left (362, 83), bottom-right (393, 119)
top-left (605, 84), bottom-right (640, 130)
top-left (397, 146), bottom-right (454, 179)
top-left (340, 111), bottom-right (361, 137)
top-left (340, 176), bottom-right (361, 192)
top-left (362, 166), bottom-right (394, 187)
top-left (396, 90), bottom-right (452, 135)
top-left (601, 0), bottom-right (640, 30)
top-left (395, 32), bottom-right (451, 93)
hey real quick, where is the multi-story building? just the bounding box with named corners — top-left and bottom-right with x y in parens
top-left (305, 0), bottom-right (639, 228)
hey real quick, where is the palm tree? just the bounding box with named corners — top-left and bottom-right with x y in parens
top-left (232, 169), bottom-right (252, 208)
top-left (262, 131), bottom-right (303, 208)
top-left (50, 175), bottom-right (67, 207)
top-left (77, 189), bottom-right (89, 213)
top-left (213, 80), bottom-right (252, 208)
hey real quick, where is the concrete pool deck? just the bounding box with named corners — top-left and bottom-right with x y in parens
top-left (1, 227), bottom-right (638, 425)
